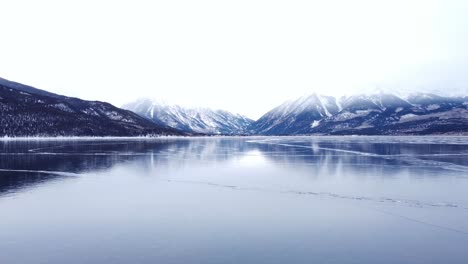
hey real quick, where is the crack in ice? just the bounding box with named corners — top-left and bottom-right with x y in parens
top-left (0, 169), bottom-right (80, 177)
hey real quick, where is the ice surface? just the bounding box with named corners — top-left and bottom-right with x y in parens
top-left (1, 136), bottom-right (468, 264)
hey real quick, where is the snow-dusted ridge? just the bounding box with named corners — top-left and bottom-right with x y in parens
top-left (250, 92), bottom-right (468, 135)
top-left (2, 75), bottom-right (468, 136)
top-left (0, 77), bottom-right (184, 137)
top-left (123, 98), bottom-right (254, 135)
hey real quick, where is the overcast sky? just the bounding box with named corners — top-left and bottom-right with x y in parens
top-left (1, 0), bottom-right (468, 119)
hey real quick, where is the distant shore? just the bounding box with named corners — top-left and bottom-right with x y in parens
top-left (2, 134), bottom-right (468, 141)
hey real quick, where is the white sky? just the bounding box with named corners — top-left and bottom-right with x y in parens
top-left (1, 0), bottom-right (468, 119)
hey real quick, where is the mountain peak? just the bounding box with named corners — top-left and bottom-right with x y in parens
top-left (251, 92), bottom-right (468, 135)
top-left (123, 98), bottom-right (254, 135)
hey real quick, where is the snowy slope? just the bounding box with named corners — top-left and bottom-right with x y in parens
top-left (0, 77), bottom-right (183, 137)
top-left (251, 93), bottom-right (468, 135)
top-left (249, 94), bottom-right (340, 135)
top-left (122, 99), bottom-right (254, 135)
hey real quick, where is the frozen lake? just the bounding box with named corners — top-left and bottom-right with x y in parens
top-left (1, 136), bottom-right (468, 264)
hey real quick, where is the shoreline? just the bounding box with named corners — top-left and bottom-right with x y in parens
top-left (1, 134), bottom-right (468, 141)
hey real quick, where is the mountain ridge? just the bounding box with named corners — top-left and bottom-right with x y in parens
top-left (0, 77), bottom-right (184, 137)
top-left (2, 76), bottom-right (468, 136)
top-left (122, 98), bottom-right (254, 135)
top-left (250, 92), bottom-right (468, 135)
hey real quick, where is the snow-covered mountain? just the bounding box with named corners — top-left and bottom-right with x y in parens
top-left (122, 99), bottom-right (254, 135)
top-left (250, 93), bottom-right (468, 135)
top-left (0, 77), bottom-right (183, 137)
top-left (251, 94), bottom-right (340, 135)
top-left (3, 76), bottom-right (467, 136)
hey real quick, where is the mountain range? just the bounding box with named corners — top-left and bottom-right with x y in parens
top-left (1, 77), bottom-right (468, 136)
top-left (250, 93), bottom-right (468, 135)
top-left (122, 99), bottom-right (254, 135)
top-left (0, 78), bottom-right (183, 137)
